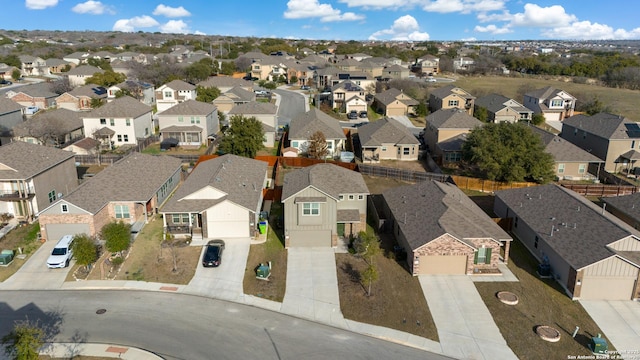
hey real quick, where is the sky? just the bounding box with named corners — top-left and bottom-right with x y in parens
top-left (1, 0), bottom-right (640, 41)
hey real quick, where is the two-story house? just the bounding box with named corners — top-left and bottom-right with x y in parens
top-left (228, 102), bottom-right (278, 147)
top-left (429, 84), bottom-right (475, 116)
top-left (424, 108), bottom-right (483, 164)
top-left (356, 117), bottom-right (421, 163)
top-left (65, 65), bottom-right (104, 88)
top-left (157, 100), bottom-right (219, 147)
top-left (19, 55), bottom-right (49, 77)
top-left (288, 109), bottom-right (346, 158)
top-left (82, 96), bottom-right (153, 149)
top-left (523, 86), bottom-right (576, 121)
top-left (282, 163), bottom-right (369, 247)
top-left (330, 80), bottom-right (366, 113)
top-left (474, 94), bottom-right (533, 124)
top-left (381, 64), bottom-right (410, 80)
top-left (155, 80), bottom-right (197, 113)
top-left (0, 141), bottom-right (78, 220)
top-left (416, 54), bottom-right (440, 75)
top-left (6, 82), bottom-right (58, 110)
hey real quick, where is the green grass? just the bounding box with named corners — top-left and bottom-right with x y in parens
top-left (0, 222), bottom-right (42, 282)
top-left (141, 144), bottom-right (161, 155)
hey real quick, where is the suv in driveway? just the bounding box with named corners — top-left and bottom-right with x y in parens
top-left (347, 111), bottom-right (358, 120)
top-left (47, 235), bottom-right (74, 268)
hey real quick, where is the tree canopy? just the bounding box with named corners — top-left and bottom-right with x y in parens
top-left (195, 85), bottom-right (221, 103)
top-left (219, 115), bottom-right (264, 158)
top-left (306, 131), bottom-right (329, 159)
top-left (461, 122), bottom-right (555, 183)
top-left (101, 221), bottom-right (131, 254)
top-left (85, 70), bottom-right (126, 87)
top-left (71, 234), bottom-right (98, 271)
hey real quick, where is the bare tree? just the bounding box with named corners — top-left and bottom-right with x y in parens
top-left (306, 131), bottom-right (329, 159)
top-left (49, 78), bottom-right (73, 95)
top-left (19, 117), bottom-right (66, 146)
top-left (234, 56), bottom-right (253, 73)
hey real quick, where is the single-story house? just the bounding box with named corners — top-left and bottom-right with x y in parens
top-left (372, 88), bottom-right (419, 117)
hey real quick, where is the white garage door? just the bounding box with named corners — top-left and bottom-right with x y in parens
top-left (419, 255), bottom-right (467, 275)
top-left (386, 107), bottom-right (405, 116)
top-left (580, 276), bottom-right (636, 300)
top-left (207, 220), bottom-right (249, 238)
top-left (289, 230), bottom-right (331, 247)
top-left (45, 223), bottom-right (91, 243)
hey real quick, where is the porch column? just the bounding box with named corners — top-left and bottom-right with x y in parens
top-left (503, 241), bottom-right (511, 265)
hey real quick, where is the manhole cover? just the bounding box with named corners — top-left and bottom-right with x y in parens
top-left (96, 309), bottom-right (107, 315)
top-left (536, 325), bottom-right (561, 342)
top-left (496, 291), bottom-right (519, 305)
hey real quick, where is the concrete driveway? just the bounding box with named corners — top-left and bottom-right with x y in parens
top-left (281, 247), bottom-right (345, 327)
top-left (419, 275), bottom-right (517, 360)
top-left (184, 237), bottom-right (250, 302)
top-left (580, 300), bottom-right (640, 358)
top-left (0, 239), bottom-right (72, 290)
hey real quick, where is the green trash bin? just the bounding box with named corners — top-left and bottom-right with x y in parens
top-left (589, 335), bottom-right (608, 355)
top-left (0, 250), bottom-right (14, 265)
top-left (258, 221), bottom-right (267, 234)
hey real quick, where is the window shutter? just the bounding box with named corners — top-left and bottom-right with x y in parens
top-left (473, 250), bottom-right (479, 264)
top-left (485, 248), bottom-right (492, 264)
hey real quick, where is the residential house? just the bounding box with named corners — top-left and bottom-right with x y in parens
top-left (355, 117), bottom-right (420, 162)
top-left (250, 57), bottom-right (283, 81)
top-left (56, 84), bottom-right (107, 111)
top-left (13, 108), bottom-right (84, 147)
top-left (381, 64), bottom-right (410, 80)
top-left (228, 102), bottom-right (278, 147)
top-left (528, 126), bottom-right (603, 180)
top-left (416, 55), bottom-right (440, 75)
top-left (63, 52), bottom-right (90, 65)
top-left (0, 141), bottom-right (78, 220)
top-left (286, 62), bottom-right (312, 86)
top-left (63, 137), bottom-right (100, 156)
top-left (282, 163), bottom-right (369, 247)
top-left (0, 63), bottom-right (19, 81)
top-left (372, 88), bottom-right (419, 117)
top-left (114, 51), bottom-right (147, 64)
top-left (82, 96), bottom-right (153, 149)
top-left (45, 58), bottom-right (72, 74)
top-left (65, 65), bottom-right (103, 88)
top-left (453, 57), bottom-right (475, 71)
top-left (474, 94), bottom-right (533, 123)
top-left (107, 80), bottom-right (155, 106)
top-left (160, 154), bottom-right (269, 242)
top-left (0, 97), bottom-right (23, 146)
top-left (6, 82), bottom-right (58, 110)
top-left (38, 153), bottom-right (182, 242)
top-left (197, 76), bottom-right (254, 93)
top-left (331, 80), bottom-right (366, 113)
top-left (313, 67), bottom-right (340, 90)
top-left (288, 108), bottom-right (346, 158)
top-left (155, 80), bottom-right (197, 113)
top-left (424, 108), bottom-right (483, 163)
top-left (494, 184), bottom-right (640, 300)
top-left (357, 60), bottom-right (384, 79)
top-left (19, 55), bottom-right (49, 76)
top-left (156, 100), bottom-right (219, 147)
top-left (601, 193), bottom-right (640, 230)
top-left (523, 86), bottom-right (576, 121)
top-left (336, 58), bottom-right (361, 72)
top-left (383, 180), bottom-right (512, 275)
top-left (560, 113), bottom-right (640, 173)
top-left (212, 86), bottom-right (255, 113)
top-left (428, 84), bottom-right (475, 115)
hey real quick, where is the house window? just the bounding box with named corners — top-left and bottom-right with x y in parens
top-left (579, 164), bottom-right (586, 174)
top-left (358, 195), bottom-right (364, 200)
top-left (557, 163), bottom-right (565, 174)
top-left (145, 128), bottom-right (149, 136)
top-left (327, 142), bottom-right (333, 150)
top-left (126, 119), bottom-right (131, 126)
top-left (348, 195), bottom-right (354, 200)
top-left (551, 99), bottom-right (563, 107)
top-left (339, 195), bottom-right (344, 200)
top-left (100, 118), bottom-right (106, 125)
top-left (633, 141), bottom-right (636, 149)
top-left (117, 135), bottom-right (122, 142)
top-left (403, 147), bottom-right (410, 155)
top-left (115, 205), bottom-right (130, 219)
top-left (302, 203), bottom-right (319, 216)
top-left (48, 190), bottom-right (56, 203)
top-left (164, 91), bottom-right (172, 98)
top-left (191, 117), bottom-right (196, 124)
top-left (292, 141), bottom-right (299, 148)
top-left (172, 214), bottom-right (181, 224)
top-left (448, 100), bottom-right (459, 107)
top-left (534, 236), bottom-right (539, 248)
top-left (178, 116), bottom-right (184, 122)
top-left (110, 119), bottom-right (115, 126)
top-left (182, 213), bottom-right (189, 223)
top-left (61, 204), bottom-right (68, 213)
top-left (397, 147), bottom-right (400, 155)
top-left (475, 247), bottom-right (491, 264)
top-left (382, 146), bottom-right (387, 151)
top-left (123, 135), bottom-right (129, 142)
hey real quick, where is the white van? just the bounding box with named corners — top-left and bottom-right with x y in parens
top-left (47, 235), bottom-right (74, 269)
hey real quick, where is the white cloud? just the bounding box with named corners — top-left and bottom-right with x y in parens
top-left (511, 4), bottom-right (576, 28)
top-left (369, 15), bottom-right (429, 41)
top-left (542, 21), bottom-right (640, 40)
top-left (71, 1), bottom-right (114, 15)
top-left (153, 4), bottom-right (191, 18)
top-left (284, 0), bottom-right (365, 22)
top-left (421, 0), bottom-right (505, 13)
top-left (112, 15), bottom-right (159, 32)
top-left (474, 24), bottom-right (512, 34)
top-left (338, 0), bottom-right (419, 10)
top-left (25, 0), bottom-right (58, 10)
top-left (194, 30), bottom-right (207, 35)
top-left (160, 20), bottom-right (190, 34)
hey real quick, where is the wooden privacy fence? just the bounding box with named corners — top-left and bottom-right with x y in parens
top-left (357, 164), bottom-right (450, 183)
top-left (561, 183), bottom-right (638, 197)
top-left (449, 175), bottom-right (537, 193)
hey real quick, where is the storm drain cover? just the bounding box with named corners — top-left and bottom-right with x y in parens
top-left (96, 309), bottom-right (107, 315)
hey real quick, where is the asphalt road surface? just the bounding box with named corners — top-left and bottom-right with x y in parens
top-left (0, 290), bottom-right (452, 360)
top-left (273, 88), bottom-right (307, 128)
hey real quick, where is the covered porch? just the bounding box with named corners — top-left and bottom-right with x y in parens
top-left (160, 125), bottom-right (204, 147)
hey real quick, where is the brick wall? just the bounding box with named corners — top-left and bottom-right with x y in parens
top-left (38, 213), bottom-right (95, 240)
top-left (415, 234), bottom-right (501, 274)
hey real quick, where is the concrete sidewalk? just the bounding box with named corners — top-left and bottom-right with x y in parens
top-left (580, 300), bottom-right (640, 360)
top-left (419, 275), bottom-right (518, 360)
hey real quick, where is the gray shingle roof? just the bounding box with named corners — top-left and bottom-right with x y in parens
top-left (67, 84), bottom-right (107, 98)
top-left (426, 108), bottom-right (483, 129)
top-left (374, 88), bottom-right (418, 106)
top-left (528, 126), bottom-right (603, 163)
top-left (282, 163), bottom-right (369, 201)
top-left (525, 86), bottom-right (575, 100)
top-left (0, 97), bottom-right (23, 115)
top-left (429, 84), bottom-right (474, 100)
top-left (602, 193), bottom-right (640, 226)
top-left (157, 99), bottom-right (216, 116)
top-left (357, 117), bottom-right (419, 147)
top-left (228, 101), bottom-right (277, 115)
top-left (161, 154), bottom-right (267, 213)
top-left (288, 108), bottom-right (346, 140)
top-left (474, 94), bottom-right (512, 114)
top-left (562, 113), bottom-right (634, 140)
top-left (85, 95), bottom-right (152, 118)
top-left (495, 184), bottom-right (639, 270)
top-left (162, 79), bottom-right (196, 91)
top-left (13, 108), bottom-right (83, 136)
top-left (66, 137), bottom-right (100, 151)
top-left (383, 180), bottom-right (511, 251)
top-left (8, 82), bottom-right (58, 99)
top-left (197, 77), bottom-right (253, 89)
top-left (223, 86), bottom-right (256, 102)
top-left (0, 141), bottom-right (75, 180)
top-left (57, 153), bottom-right (182, 214)
top-left (66, 65), bottom-right (103, 76)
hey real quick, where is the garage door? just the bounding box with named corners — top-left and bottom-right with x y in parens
top-left (289, 230), bottom-right (331, 247)
top-left (45, 223), bottom-right (91, 243)
top-left (419, 255), bottom-right (467, 275)
top-left (580, 277), bottom-right (637, 300)
top-left (207, 220), bottom-right (249, 238)
top-left (386, 107), bottom-right (405, 116)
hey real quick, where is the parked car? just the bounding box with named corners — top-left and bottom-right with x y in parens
top-left (255, 90), bottom-right (269, 96)
top-left (300, 85), bottom-right (310, 90)
top-left (47, 235), bottom-right (74, 268)
top-left (202, 239), bottom-right (225, 267)
top-left (347, 111), bottom-right (358, 120)
top-left (359, 111), bottom-right (368, 118)
top-left (427, 77), bottom-right (436, 83)
top-left (0, 79), bottom-right (12, 85)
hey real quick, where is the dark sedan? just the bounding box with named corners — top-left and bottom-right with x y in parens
top-left (202, 239), bottom-right (225, 267)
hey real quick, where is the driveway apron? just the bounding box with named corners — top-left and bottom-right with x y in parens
top-left (281, 247), bottom-right (345, 327)
top-left (0, 239), bottom-right (72, 290)
top-left (580, 300), bottom-right (640, 359)
top-left (419, 275), bottom-right (517, 360)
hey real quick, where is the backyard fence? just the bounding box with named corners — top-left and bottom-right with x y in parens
top-left (357, 164), bottom-right (450, 183)
top-left (560, 183), bottom-right (638, 197)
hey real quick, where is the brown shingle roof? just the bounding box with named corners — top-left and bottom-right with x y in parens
top-left (85, 95), bottom-right (152, 118)
top-left (357, 117), bottom-right (419, 147)
top-left (426, 108), bottom-right (483, 129)
top-left (0, 141), bottom-right (75, 180)
top-left (282, 163), bottom-right (369, 201)
top-left (157, 99), bottom-right (217, 116)
top-left (288, 108), bottom-right (346, 140)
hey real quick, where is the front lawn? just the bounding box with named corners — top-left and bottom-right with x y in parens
top-left (0, 222), bottom-right (42, 282)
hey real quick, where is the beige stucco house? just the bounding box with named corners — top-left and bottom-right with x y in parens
top-left (429, 84), bottom-right (475, 115)
top-left (356, 117), bottom-right (420, 162)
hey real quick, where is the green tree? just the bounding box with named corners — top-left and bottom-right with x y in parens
top-left (1, 319), bottom-right (44, 360)
top-left (71, 234), bottom-right (98, 271)
top-left (461, 122), bottom-right (555, 183)
top-left (219, 61), bottom-right (236, 75)
top-left (87, 58), bottom-right (113, 72)
top-left (11, 69), bottom-right (21, 81)
top-left (185, 59), bottom-right (214, 83)
top-left (2, 54), bottom-right (21, 68)
top-left (85, 70), bottom-right (126, 87)
top-left (219, 115), bottom-right (264, 158)
top-left (415, 101), bottom-right (428, 117)
top-left (101, 221), bottom-right (131, 256)
top-left (195, 85), bottom-right (221, 103)
top-left (531, 113), bottom-right (545, 126)
top-left (354, 231), bottom-right (381, 296)
top-left (90, 97), bottom-right (104, 108)
top-left (289, 75), bottom-right (298, 85)
top-left (263, 81), bottom-right (277, 90)
top-left (474, 106), bottom-right (489, 122)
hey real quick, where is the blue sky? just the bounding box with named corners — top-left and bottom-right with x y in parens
top-left (2, 1), bottom-right (639, 41)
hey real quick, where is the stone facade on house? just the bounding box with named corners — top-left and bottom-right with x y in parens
top-left (413, 234), bottom-right (501, 275)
